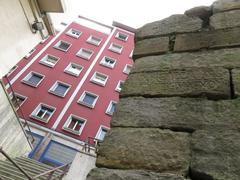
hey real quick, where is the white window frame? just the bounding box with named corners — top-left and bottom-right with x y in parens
top-left (90, 72), bottom-right (108, 86)
top-left (108, 43), bottom-right (123, 54)
top-left (95, 125), bottom-right (110, 141)
top-left (53, 40), bottom-right (72, 52)
top-left (7, 65), bottom-right (18, 76)
top-left (105, 101), bottom-right (117, 116)
top-left (64, 63), bottom-right (83, 77)
top-left (65, 28), bottom-right (82, 39)
top-left (39, 54), bottom-right (59, 68)
top-left (100, 56), bottom-right (116, 69)
top-left (76, 48), bottom-right (94, 60)
top-left (86, 35), bottom-right (102, 46)
top-left (9, 92), bottom-right (27, 109)
top-left (21, 71), bottom-right (45, 87)
top-left (63, 114), bottom-right (86, 135)
top-left (115, 80), bottom-right (124, 92)
top-left (123, 64), bottom-right (132, 75)
top-left (30, 103), bottom-right (56, 123)
top-left (25, 49), bottom-right (36, 58)
top-left (48, 81), bottom-right (71, 97)
top-left (129, 50), bottom-right (133, 59)
top-left (77, 91), bottom-right (99, 108)
top-left (115, 32), bottom-right (128, 41)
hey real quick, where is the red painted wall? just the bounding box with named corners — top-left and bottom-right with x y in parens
top-left (3, 22), bottom-right (134, 143)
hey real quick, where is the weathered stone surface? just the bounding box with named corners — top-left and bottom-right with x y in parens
top-left (121, 67), bottom-right (230, 99)
top-left (210, 10), bottom-right (240, 29)
top-left (191, 130), bottom-right (240, 180)
top-left (131, 48), bottom-right (240, 73)
top-left (133, 37), bottom-right (169, 59)
top-left (184, 6), bottom-right (212, 21)
top-left (96, 128), bottom-right (190, 175)
top-left (136, 15), bottom-right (202, 40)
top-left (213, 0), bottom-right (240, 13)
top-left (112, 97), bottom-right (240, 131)
top-left (232, 69), bottom-right (240, 97)
top-left (87, 168), bottom-right (187, 180)
top-left (174, 27), bottom-right (240, 52)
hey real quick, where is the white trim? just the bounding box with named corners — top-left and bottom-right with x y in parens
top-left (90, 71), bottom-right (108, 86)
top-left (25, 48), bottom-right (36, 58)
top-left (39, 54), bottom-right (60, 68)
top-left (123, 64), bottom-right (132, 75)
top-left (9, 92), bottom-right (27, 109)
top-left (105, 101), bottom-right (117, 116)
top-left (63, 114), bottom-right (87, 135)
top-left (129, 50), bottom-right (133, 59)
top-left (115, 80), bottom-right (124, 92)
top-left (76, 48), bottom-right (94, 60)
top-left (77, 91), bottom-right (99, 108)
top-left (7, 23), bottom-right (72, 89)
top-left (21, 71), bottom-right (45, 87)
top-left (53, 40), bottom-right (72, 52)
top-left (65, 28), bottom-right (82, 39)
top-left (52, 27), bottom-right (117, 130)
top-left (115, 32), bottom-right (128, 41)
top-left (64, 63), bottom-right (83, 77)
top-left (86, 35), bottom-right (102, 46)
top-left (108, 43), bottom-right (123, 54)
top-left (7, 65), bottom-right (18, 77)
top-left (48, 81), bottom-right (71, 97)
top-left (30, 103), bottom-right (56, 123)
top-left (100, 56), bottom-right (116, 69)
top-left (95, 125), bottom-right (110, 141)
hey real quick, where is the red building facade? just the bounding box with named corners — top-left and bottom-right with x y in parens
top-left (3, 17), bottom-right (134, 167)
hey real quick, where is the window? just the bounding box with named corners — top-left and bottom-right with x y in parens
top-left (7, 65), bottom-right (18, 76)
top-left (64, 63), bottom-right (83, 77)
top-left (86, 35), bottom-right (102, 46)
top-left (9, 93), bottom-right (27, 109)
top-left (49, 81), bottom-right (70, 97)
top-left (22, 72), bottom-right (44, 87)
top-left (109, 43), bottom-right (123, 54)
top-left (66, 28), bottom-right (82, 39)
top-left (90, 72), bottom-right (108, 86)
top-left (123, 64), bottom-right (132, 74)
top-left (116, 32), bottom-right (128, 41)
top-left (106, 101), bottom-right (117, 116)
top-left (39, 54), bottom-right (59, 67)
top-left (100, 56), bottom-right (116, 69)
top-left (30, 103), bottom-right (55, 122)
top-left (129, 50), bottom-right (133, 59)
top-left (25, 49), bottom-right (36, 58)
top-left (76, 48), bottom-right (93, 60)
top-left (115, 81), bottom-right (124, 92)
top-left (54, 40), bottom-right (71, 52)
top-left (78, 91), bottom-right (98, 108)
top-left (63, 115), bottom-right (86, 135)
top-left (96, 126), bottom-right (109, 141)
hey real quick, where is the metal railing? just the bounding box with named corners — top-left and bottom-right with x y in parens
top-left (0, 147), bottom-right (70, 180)
top-left (83, 137), bottom-right (103, 153)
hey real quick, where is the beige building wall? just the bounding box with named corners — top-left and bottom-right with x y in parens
top-left (0, 0), bottom-right (48, 77)
top-left (0, 81), bottom-right (31, 160)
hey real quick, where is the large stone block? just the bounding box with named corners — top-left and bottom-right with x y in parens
top-left (136, 15), bottom-right (202, 40)
top-left (133, 36), bottom-right (169, 59)
top-left (121, 67), bottom-right (230, 99)
top-left (132, 48), bottom-right (240, 73)
top-left (174, 27), bottom-right (240, 52)
top-left (191, 130), bottom-right (240, 180)
top-left (210, 10), bottom-right (240, 29)
top-left (96, 128), bottom-right (190, 175)
top-left (87, 168), bottom-right (187, 180)
top-left (213, 0), bottom-right (240, 13)
top-left (231, 69), bottom-right (240, 97)
top-left (184, 6), bottom-right (212, 21)
top-left (112, 97), bottom-right (240, 131)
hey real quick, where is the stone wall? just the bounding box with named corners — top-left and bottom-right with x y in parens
top-left (87, 0), bottom-right (240, 179)
top-left (0, 82), bottom-right (31, 160)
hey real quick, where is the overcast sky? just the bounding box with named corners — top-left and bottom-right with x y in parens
top-left (50, 0), bottom-right (216, 29)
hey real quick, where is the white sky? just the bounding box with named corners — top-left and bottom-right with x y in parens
top-left (50, 0), bottom-right (216, 29)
